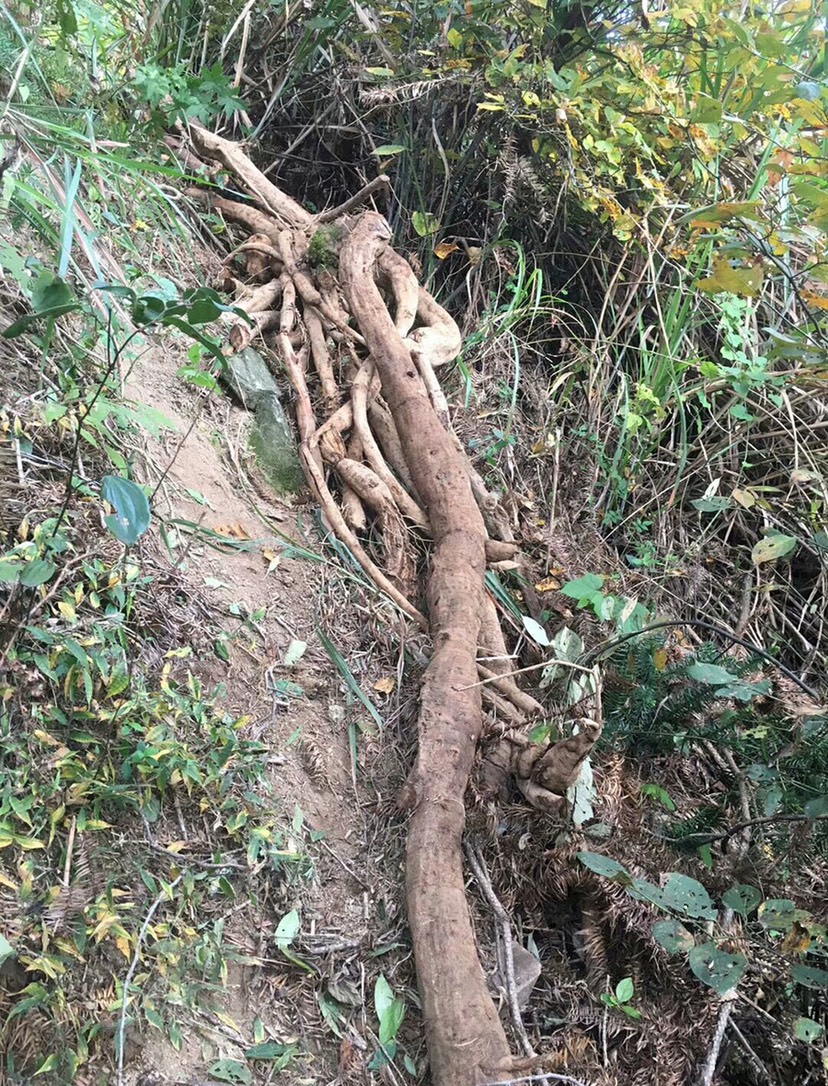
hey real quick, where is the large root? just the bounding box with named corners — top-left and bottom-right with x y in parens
top-left (176, 127), bottom-right (601, 1085)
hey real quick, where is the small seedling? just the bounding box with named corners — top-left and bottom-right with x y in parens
top-left (600, 977), bottom-right (641, 1019)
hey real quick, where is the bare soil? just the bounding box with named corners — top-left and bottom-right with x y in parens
top-left (121, 332), bottom-right (391, 1085)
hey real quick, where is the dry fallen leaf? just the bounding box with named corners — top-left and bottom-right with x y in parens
top-left (534, 576), bottom-right (561, 593)
top-left (373, 676), bottom-right (396, 695)
top-left (214, 522), bottom-right (251, 540)
top-left (434, 241), bottom-right (460, 259)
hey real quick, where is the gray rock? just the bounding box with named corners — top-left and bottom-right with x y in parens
top-left (223, 348), bottom-right (304, 495)
top-left (495, 940), bottom-right (542, 1010)
top-left (249, 392), bottom-right (304, 495)
top-left (223, 347), bottom-right (280, 410)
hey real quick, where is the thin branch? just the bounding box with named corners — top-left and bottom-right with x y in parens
top-left (116, 875), bottom-right (183, 1086)
top-left (316, 174), bottom-right (391, 223)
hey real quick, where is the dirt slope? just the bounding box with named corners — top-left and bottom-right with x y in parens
top-left (122, 332), bottom-right (385, 1084)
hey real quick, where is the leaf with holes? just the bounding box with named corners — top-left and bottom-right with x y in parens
top-left (275, 909), bottom-right (300, 950)
top-left (101, 476), bottom-right (151, 546)
top-left (208, 1060), bottom-right (252, 1085)
top-left (688, 944), bottom-right (747, 994)
top-left (752, 532), bottom-right (797, 565)
top-left (759, 899), bottom-right (800, 932)
top-left (652, 919), bottom-right (695, 955)
top-left (722, 885), bottom-right (762, 916)
top-left (794, 1017), bottom-right (824, 1042)
top-left (661, 873), bottom-right (717, 920)
top-left (791, 964), bottom-right (828, 989)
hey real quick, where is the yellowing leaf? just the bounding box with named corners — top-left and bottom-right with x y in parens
top-left (433, 242), bottom-right (460, 259)
top-left (697, 257), bottom-right (764, 297)
top-left (373, 676), bottom-right (396, 695)
top-left (802, 291), bottom-right (828, 310)
top-left (116, 935), bottom-right (132, 960)
top-left (752, 532), bottom-right (797, 565)
top-left (732, 487), bottom-right (756, 509)
top-left (163, 841), bottom-right (189, 854)
top-left (653, 648), bottom-right (669, 671)
top-left (57, 601), bottom-right (77, 622)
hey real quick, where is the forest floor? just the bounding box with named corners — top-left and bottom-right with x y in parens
top-left (120, 305), bottom-right (416, 1085)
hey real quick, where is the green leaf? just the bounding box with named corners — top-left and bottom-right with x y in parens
top-left (713, 679), bottom-right (771, 702)
top-left (0, 559), bottom-right (23, 583)
top-left (791, 964), bottom-right (828, 989)
top-left (722, 885), bottom-right (762, 916)
top-left (283, 640), bottom-right (308, 666)
top-left (32, 271), bottom-right (75, 314)
top-left (691, 496), bottom-right (733, 513)
top-left (759, 899), bottom-right (799, 932)
top-left (275, 909), bottom-right (300, 949)
top-left (686, 662), bottom-right (737, 685)
top-left (805, 795), bottom-right (828, 818)
top-left (752, 532), bottom-right (797, 565)
top-left (208, 1059), bottom-right (253, 1085)
top-left (560, 573), bottom-right (605, 605)
top-left (793, 1016), bottom-right (824, 1042)
top-left (661, 873), bottom-right (716, 920)
top-left (576, 851), bottom-right (631, 883)
top-left (34, 1054), bottom-right (60, 1075)
top-left (652, 919), bottom-right (695, 955)
top-left (101, 475), bottom-right (151, 546)
top-left (374, 974), bottom-right (394, 1020)
top-left (19, 559), bottom-right (56, 588)
top-left (373, 144), bottom-right (407, 156)
top-left (0, 934), bottom-right (15, 965)
top-left (615, 977), bottom-right (634, 1003)
top-left (411, 210), bottom-right (440, 236)
top-left (688, 943), bottom-right (747, 994)
top-left (245, 1042), bottom-right (291, 1060)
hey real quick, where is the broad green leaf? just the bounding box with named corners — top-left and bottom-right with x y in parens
top-left (688, 944), bottom-right (747, 994)
top-left (722, 885), bottom-right (762, 916)
top-left (373, 144), bottom-right (407, 156)
top-left (0, 559), bottom-right (23, 582)
top-left (245, 1042), bottom-right (291, 1060)
top-left (101, 475), bottom-right (151, 546)
top-left (379, 997), bottom-right (406, 1046)
top-left (615, 977), bottom-right (634, 1003)
top-left (31, 271), bottom-right (75, 313)
top-left (374, 974), bottom-right (394, 1020)
top-left (661, 873), bottom-right (716, 920)
top-left (275, 909), bottom-right (300, 949)
top-left (805, 795), bottom-right (828, 818)
top-left (0, 934), bottom-right (15, 965)
top-left (652, 919), bottom-right (695, 955)
top-left (791, 964), bottom-right (828, 989)
top-left (208, 1059), bottom-right (253, 1085)
top-left (576, 851), bottom-right (631, 883)
top-left (714, 679), bottom-right (771, 702)
top-left (794, 1016), bottom-right (824, 1042)
top-left (690, 496), bottom-right (733, 513)
top-left (752, 532), bottom-right (797, 565)
top-left (411, 210), bottom-right (440, 236)
top-left (19, 559), bottom-right (56, 588)
top-left (686, 662), bottom-right (737, 685)
top-left (759, 899), bottom-right (799, 932)
top-left (560, 573), bottom-right (605, 604)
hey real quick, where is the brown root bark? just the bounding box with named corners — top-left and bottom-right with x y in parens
top-left (340, 213), bottom-right (512, 1086)
top-left (174, 133), bottom-right (587, 1085)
